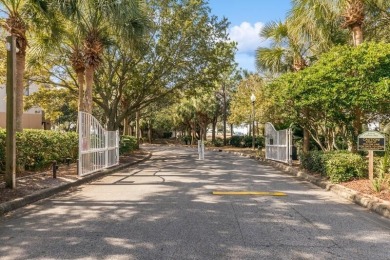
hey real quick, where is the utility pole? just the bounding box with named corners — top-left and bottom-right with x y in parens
top-left (5, 35), bottom-right (16, 189)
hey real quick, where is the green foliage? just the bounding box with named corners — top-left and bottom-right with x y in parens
top-left (229, 135), bottom-right (244, 147)
top-left (0, 129), bottom-right (78, 172)
top-left (204, 138), bottom-right (224, 147)
top-left (229, 135), bottom-right (264, 148)
top-left (325, 153), bottom-right (366, 183)
top-left (24, 87), bottom-right (78, 129)
top-left (162, 132), bottom-right (172, 139)
top-left (119, 135), bottom-right (138, 155)
top-left (0, 28), bottom-right (6, 85)
top-left (371, 171), bottom-right (389, 192)
top-left (92, 0), bottom-right (236, 130)
top-left (300, 150), bottom-right (367, 183)
top-left (378, 140), bottom-right (390, 175)
top-left (229, 74), bottom-right (267, 125)
top-left (372, 142), bottom-right (390, 192)
top-left (181, 135), bottom-right (192, 145)
top-left (299, 150), bottom-right (328, 176)
top-left (267, 42), bottom-right (390, 151)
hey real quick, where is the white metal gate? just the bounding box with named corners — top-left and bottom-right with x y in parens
top-left (265, 122), bottom-right (292, 164)
top-left (78, 112), bottom-right (119, 176)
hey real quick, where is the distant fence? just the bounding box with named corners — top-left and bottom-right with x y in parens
top-left (265, 122), bottom-right (292, 164)
top-left (78, 112), bottom-right (119, 176)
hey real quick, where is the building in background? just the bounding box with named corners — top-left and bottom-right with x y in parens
top-left (0, 85), bottom-right (44, 129)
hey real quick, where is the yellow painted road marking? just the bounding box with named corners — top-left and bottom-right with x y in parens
top-left (212, 191), bottom-right (287, 196)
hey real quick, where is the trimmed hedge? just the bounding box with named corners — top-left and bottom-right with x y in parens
top-left (229, 135), bottom-right (264, 149)
top-left (204, 138), bottom-right (224, 147)
top-left (0, 129), bottom-right (78, 172)
top-left (0, 130), bottom-right (139, 172)
top-left (119, 135), bottom-right (138, 155)
top-left (300, 150), bottom-right (367, 183)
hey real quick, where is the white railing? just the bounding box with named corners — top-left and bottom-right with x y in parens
top-left (78, 112), bottom-right (119, 176)
top-left (265, 122), bottom-right (292, 164)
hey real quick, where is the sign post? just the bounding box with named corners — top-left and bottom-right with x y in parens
top-left (358, 131), bottom-right (386, 181)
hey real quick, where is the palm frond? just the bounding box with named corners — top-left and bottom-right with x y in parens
top-left (255, 47), bottom-right (290, 74)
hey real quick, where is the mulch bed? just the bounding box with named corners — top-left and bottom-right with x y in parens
top-left (341, 179), bottom-right (390, 202)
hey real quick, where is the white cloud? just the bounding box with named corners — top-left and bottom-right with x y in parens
top-left (229, 22), bottom-right (266, 55)
top-left (228, 22), bottom-right (271, 72)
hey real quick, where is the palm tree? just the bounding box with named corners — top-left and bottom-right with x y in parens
top-left (342, 0), bottom-right (365, 46)
top-left (286, 0), bottom-right (390, 151)
top-left (256, 21), bottom-right (309, 75)
top-left (256, 21), bottom-right (317, 152)
top-left (288, 0), bottom-right (390, 49)
top-left (0, 0), bottom-right (57, 131)
top-left (54, 0), bottom-right (150, 115)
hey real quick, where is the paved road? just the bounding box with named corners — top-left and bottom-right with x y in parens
top-left (1, 145), bottom-right (390, 260)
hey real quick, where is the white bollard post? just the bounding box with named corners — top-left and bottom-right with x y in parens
top-left (198, 140), bottom-right (205, 160)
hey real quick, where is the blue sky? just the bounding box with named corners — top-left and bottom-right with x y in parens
top-left (208, 0), bottom-right (292, 72)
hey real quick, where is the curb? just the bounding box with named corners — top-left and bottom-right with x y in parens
top-left (209, 148), bottom-right (390, 219)
top-left (0, 152), bottom-right (152, 217)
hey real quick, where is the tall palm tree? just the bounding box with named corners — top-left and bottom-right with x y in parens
top-left (342, 0), bottom-right (365, 46)
top-left (256, 21), bottom-right (316, 152)
top-left (286, 0), bottom-right (390, 151)
top-left (256, 21), bottom-right (309, 75)
top-left (54, 0), bottom-right (150, 115)
top-left (288, 0), bottom-right (390, 49)
top-left (0, 0), bottom-right (57, 131)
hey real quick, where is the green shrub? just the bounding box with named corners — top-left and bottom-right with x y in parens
top-left (181, 135), bottom-right (192, 145)
top-left (299, 150), bottom-right (328, 175)
top-left (229, 135), bottom-right (264, 148)
top-left (325, 153), bottom-right (366, 183)
top-left (300, 150), bottom-right (367, 183)
top-left (119, 135), bottom-right (138, 155)
top-left (162, 132), bottom-right (172, 139)
top-left (229, 135), bottom-right (243, 147)
top-left (0, 129), bottom-right (78, 172)
top-left (212, 138), bottom-right (223, 147)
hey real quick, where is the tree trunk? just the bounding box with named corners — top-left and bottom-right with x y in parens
top-left (350, 23), bottom-right (363, 150)
top-left (15, 53), bottom-right (25, 132)
top-left (212, 121), bottom-right (216, 142)
top-left (84, 66), bottom-right (95, 114)
top-left (349, 107), bottom-right (362, 152)
top-left (123, 117), bottom-right (128, 135)
top-left (223, 84), bottom-right (227, 146)
top-left (148, 120), bottom-right (152, 143)
top-left (106, 117), bottom-right (117, 131)
top-left (129, 124), bottom-right (134, 136)
top-left (77, 70), bottom-right (85, 112)
top-left (136, 111), bottom-right (140, 147)
top-left (302, 108), bottom-right (310, 152)
top-left (303, 128), bottom-right (310, 153)
top-left (352, 25), bottom-right (363, 46)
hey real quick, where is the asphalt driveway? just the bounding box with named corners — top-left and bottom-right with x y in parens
top-left (1, 144), bottom-right (389, 259)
